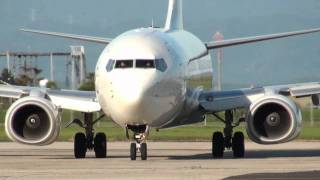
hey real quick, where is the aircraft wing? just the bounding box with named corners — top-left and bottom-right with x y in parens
top-left (47, 89), bottom-right (101, 112)
top-left (199, 82), bottom-right (320, 112)
top-left (20, 28), bottom-right (112, 44)
top-left (0, 84), bottom-right (101, 113)
top-left (205, 28), bottom-right (320, 50)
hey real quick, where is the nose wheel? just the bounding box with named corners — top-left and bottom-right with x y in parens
top-left (140, 143), bottom-right (147, 160)
top-left (127, 125), bottom-right (149, 160)
top-left (130, 143), bottom-right (137, 160)
top-left (130, 142), bottom-right (148, 160)
top-left (211, 110), bottom-right (245, 158)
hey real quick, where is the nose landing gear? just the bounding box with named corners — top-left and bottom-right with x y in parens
top-left (67, 113), bottom-right (107, 158)
top-left (211, 110), bottom-right (245, 158)
top-left (127, 125), bottom-right (149, 160)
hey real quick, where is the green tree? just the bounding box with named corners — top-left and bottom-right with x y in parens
top-left (47, 81), bottom-right (58, 89)
top-left (0, 68), bottom-right (15, 84)
top-left (79, 73), bottom-right (95, 91)
top-left (15, 74), bottom-right (33, 86)
top-left (15, 67), bottom-right (44, 86)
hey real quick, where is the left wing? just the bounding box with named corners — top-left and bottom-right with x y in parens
top-left (199, 82), bottom-right (320, 112)
top-left (20, 28), bottom-right (112, 44)
top-left (205, 28), bottom-right (320, 50)
top-left (0, 84), bottom-right (101, 113)
top-left (47, 89), bottom-right (100, 112)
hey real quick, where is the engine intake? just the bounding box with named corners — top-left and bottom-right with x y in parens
top-left (5, 96), bottom-right (60, 145)
top-left (246, 95), bottom-right (302, 144)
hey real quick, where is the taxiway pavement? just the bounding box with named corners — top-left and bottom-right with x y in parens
top-left (0, 141), bottom-right (319, 179)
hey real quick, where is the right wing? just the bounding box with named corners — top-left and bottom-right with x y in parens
top-left (20, 28), bottom-right (112, 44)
top-left (199, 82), bottom-right (320, 113)
top-left (205, 28), bottom-right (320, 50)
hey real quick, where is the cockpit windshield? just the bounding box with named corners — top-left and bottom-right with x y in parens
top-left (136, 60), bottom-right (155, 68)
top-left (107, 59), bottom-right (167, 72)
top-left (115, 60), bottom-right (133, 68)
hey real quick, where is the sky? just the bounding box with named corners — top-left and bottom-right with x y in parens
top-left (1, 0), bottom-right (320, 89)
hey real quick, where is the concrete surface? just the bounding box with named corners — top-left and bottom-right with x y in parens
top-left (0, 141), bottom-right (319, 179)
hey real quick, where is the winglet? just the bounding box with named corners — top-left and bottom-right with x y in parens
top-left (165, 0), bottom-right (183, 31)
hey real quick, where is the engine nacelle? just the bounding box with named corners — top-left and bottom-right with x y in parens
top-left (5, 96), bottom-right (60, 145)
top-left (246, 95), bottom-right (302, 144)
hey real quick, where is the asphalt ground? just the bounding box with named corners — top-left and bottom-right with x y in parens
top-left (0, 141), bottom-right (319, 179)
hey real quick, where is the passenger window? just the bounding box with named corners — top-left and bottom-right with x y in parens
top-left (155, 59), bottom-right (167, 72)
top-left (136, 60), bottom-right (155, 68)
top-left (106, 59), bottom-right (115, 72)
top-left (115, 60), bottom-right (133, 69)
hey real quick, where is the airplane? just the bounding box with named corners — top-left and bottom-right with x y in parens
top-left (3, 0), bottom-right (320, 160)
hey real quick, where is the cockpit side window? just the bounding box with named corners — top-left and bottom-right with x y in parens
top-left (155, 58), bottom-right (167, 72)
top-left (115, 60), bottom-right (133, 69)
top-left (106, 59), bottom-right (115, 72)
top-left (136, 60), bottom-right (155, 68)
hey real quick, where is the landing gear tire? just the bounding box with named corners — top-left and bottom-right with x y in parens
top-left (212, 132), bottom-right (224, 158)
top-left (74, 132), bottom-right (87, 158)
top-left (94, 132), bottom-right (107, 158)
top-left (140, 143), bottom-right (147, 160)
top-left (232, 132), bottom-right (245, 158)
top-left (130, 143), bottom-right (137, 160)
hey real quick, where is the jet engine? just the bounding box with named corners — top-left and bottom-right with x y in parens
top-left (246, 95), bottom-right (302, 144)
top-left (5, 96), bottom-right (60, 145)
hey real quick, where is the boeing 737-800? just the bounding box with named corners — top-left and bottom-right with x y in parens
top-left (3, 0), bottom-right (320, 160)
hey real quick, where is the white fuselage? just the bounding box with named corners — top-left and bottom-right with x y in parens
top-left (95, 28), bottom-right (211, 128)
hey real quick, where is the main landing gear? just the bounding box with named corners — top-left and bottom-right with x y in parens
top-left (127, 125), bottom-right (149, 161)
top-left (211, 110), bottom-right (245, 158)
top-left (67, 113), bottom-right (107, 159)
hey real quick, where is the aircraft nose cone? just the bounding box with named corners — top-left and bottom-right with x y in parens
top-left (113, 71), bottom-right (157, 107)
top-left (112, 75), bottom-right (157, 124)
top-left (121, 85), bottom-right (145, 107)
top-left (104, 70), bottom-right (184, 127)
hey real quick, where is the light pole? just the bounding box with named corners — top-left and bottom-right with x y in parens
top-left (50, 53), bottom-right (55, 81)
top-left (213, 32), bottom-right (224, 91)
top-left (6, 51), bottom-right (10, 72)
